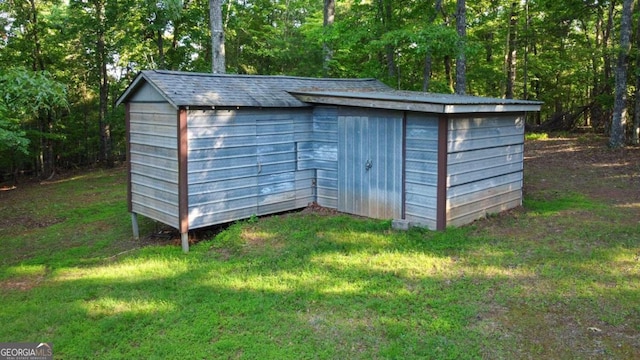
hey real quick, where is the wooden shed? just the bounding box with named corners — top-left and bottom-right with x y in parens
top-left (117, 70), bottom-right (541, 252)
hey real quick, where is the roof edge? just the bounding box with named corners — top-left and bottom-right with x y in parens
top-left (115, 71), bottom-right (179, 108)
top-left (146, 69), bottom-right (382, 83)
top-left (290, 90), bottom-right (543, 114)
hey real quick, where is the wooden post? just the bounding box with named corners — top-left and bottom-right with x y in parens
top-left (131, 213), bottom-right (139, 240)
top-left (181, 232), bottom-right (189, 253)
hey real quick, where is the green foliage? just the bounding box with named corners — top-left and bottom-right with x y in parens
top-left (0, 68), bottom-right (68, 155)
top-left (0, 0), bottom-right (638, 176)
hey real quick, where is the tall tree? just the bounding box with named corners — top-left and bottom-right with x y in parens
top-left (632, 0), bottom-right (640, 145)
top-left (96, 0), bottom-right (111, 165)
top-left (323, 0), bottom-right (335, 76)
top-left (455, 0), bottom-right (466, 95)
top-left (609, 0), bottom-right (634, 148)
top-left (505, 2), bottom-right (518, 99)
top-left (423, 0), bottom-right (444, 92)
top-left (210, 0), bottom-right (225, 73)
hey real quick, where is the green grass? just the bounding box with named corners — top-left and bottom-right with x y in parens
top-left (1, 140), bottom-right (639, 358)
top-left (525, 132), bottom-right (549, 141)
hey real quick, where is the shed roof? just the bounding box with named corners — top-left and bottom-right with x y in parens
top-left (289, 90), bottom-right (543, 114)
top-left (116, 70), bottom-right (390, 108)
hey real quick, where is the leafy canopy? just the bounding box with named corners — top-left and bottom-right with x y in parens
top-left (0, 68), bottom-right (68, 155)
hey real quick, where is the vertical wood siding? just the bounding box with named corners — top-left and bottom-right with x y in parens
top-left (128, 102), bottom-right (180, 228)
top-left (337, 108), bottom-right (403, 219)
top-left (446, 114), bottom-right (525, 226)
top-left (404, 113), bottom-right (440, 228)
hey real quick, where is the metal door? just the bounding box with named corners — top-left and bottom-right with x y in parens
top-left (338, 112), bottom-right (403, 219)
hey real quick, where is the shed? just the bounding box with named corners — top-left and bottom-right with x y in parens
top-left (117, 70), bottom-right (541, 252)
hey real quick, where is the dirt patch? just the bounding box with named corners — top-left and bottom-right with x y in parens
top-left (524, 135), bottom-right (640, 207)
top-left (300, 202), bottom-right (340, 216)
top-left (0, 274), bottom-right (46, 291)
top-left (0, 215), bottom-right (64, 231)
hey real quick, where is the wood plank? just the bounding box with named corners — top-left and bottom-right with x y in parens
top-left (447, 173), bottom-right (522, 198)
top-left (447, 189), bottom-right (521, 221)
top-left (448, 114), bottom-right (523, 130)
top-left (132, 202), bottom-right (179, 229)
top-left (448, 152), bottom-right (524, 176)
top-left (130, 102), bottom-right (176, 114)
top-left (448, 134), bottom-right (523, 152)
top-left (448, 144), bottom-right (523, 165)
top-left (448, 163), bottom-right (522, 187)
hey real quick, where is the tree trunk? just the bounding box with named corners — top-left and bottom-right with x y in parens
top-left (27, 0), bottom-right (44, 72)
top-left (632, 0), bottom-right (640, 144)
top-left (323, 0), bottom-right (335, 77)
top-left (455, 0), bottom-right (466, 95)
top-left (505, 2), bottom-right (518, 99)
top-left (444, 55), bottom-right (453, 93)
top-left (28, 0), bottom-right (55, 179)
top-left (422, 0), bottom-right (443, 91)
top-left (609, 0), bottom-right (634, 148)
top-left (157, 29), bottom-right (165, 69)
top-left (422, 54), bottom-right (432, 92)
top-left (523, 0), bottom-right (529, 100)
top-left (210, 0), bottom-right (225, 74)
top-left (96, 0), bottom-right (112, 167)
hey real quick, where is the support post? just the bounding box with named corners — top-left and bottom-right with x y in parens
top-left (131, 213), bottom-right (139, 240)
top-left (181, 232), bottom-right (189, 253)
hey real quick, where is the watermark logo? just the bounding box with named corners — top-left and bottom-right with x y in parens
top-left (0, 343), bottom-right (52, 360)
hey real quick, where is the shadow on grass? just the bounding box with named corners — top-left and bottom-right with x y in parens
top-left (1, 210), bottom-right (637, 359)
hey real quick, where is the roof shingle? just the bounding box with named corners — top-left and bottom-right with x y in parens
top-left (117, 70), bottom-right (390, 108)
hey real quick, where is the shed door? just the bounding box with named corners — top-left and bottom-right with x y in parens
top-left (338, 112), bottom-right (403, 219)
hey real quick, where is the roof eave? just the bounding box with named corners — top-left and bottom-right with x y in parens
top-left (115, 71), bottom-right (179, 109)
top-left (443, 103), bottom-right (543, 113)
top-left (291, 93), bottom-right (447, 113)
top-left (291, 92), bottom-right (543, 114)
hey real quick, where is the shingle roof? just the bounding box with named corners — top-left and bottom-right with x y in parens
top-left (116, 70), bottom-right (391, 108)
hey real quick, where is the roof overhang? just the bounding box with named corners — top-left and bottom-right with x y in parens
top-left (290, 90), bottom-right (543, 114)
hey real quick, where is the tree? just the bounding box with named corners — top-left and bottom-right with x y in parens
top-left (0, 68), bottom-right (67, 180)
top-left (210, 0), bottom-right (225, 73)
top-left (455, 0), bottom-right (466, 95)
top-left (505, 2), bottom-right (518, 99)
top-left (632, 0), bottom-right (640, 145)
top-left (323, 0), bottom-right (335, 76)
top-left (609, 0), bottom-right (634, 148)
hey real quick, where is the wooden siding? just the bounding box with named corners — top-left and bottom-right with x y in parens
top-left (128, 82), bottom-right (167, 103)
top-left (404, 113), bottom-right (440, 228)
top-left (310, 107), bottom-right (339, 208)
top-left (186, 108), bottom-right (314, 229)
top-left (446, 114), bottom-right (525, 226)
top-left (129, 102), bottom-right (179, 228)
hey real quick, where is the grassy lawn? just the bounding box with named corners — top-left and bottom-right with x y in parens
top-left (1, 135), bottom-right (639, 359)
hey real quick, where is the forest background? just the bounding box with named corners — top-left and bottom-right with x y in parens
top-left (0, 0), bottom-right (639, 180)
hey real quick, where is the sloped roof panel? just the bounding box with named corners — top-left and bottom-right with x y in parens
top-left (116, 70), bottom-right (390, 108)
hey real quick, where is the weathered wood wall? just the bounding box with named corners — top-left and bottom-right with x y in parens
top-left (126, 81), bottom-right (528, 233)
top-left (187, 108), bottom-right (315, 229)
top-left (307, 106), bottom-right (339, 209)
top-left (446, 114), bottom-right (525, 226)
top-left (128, 100), bottom-right (180, 229)
top-left (404, 113), bottom-right (440, 228)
